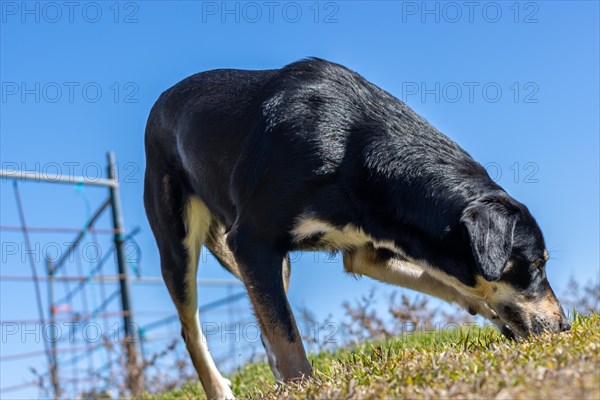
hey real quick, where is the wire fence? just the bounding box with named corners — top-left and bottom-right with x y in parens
top-left (0, 153), bottom-right (257, 399)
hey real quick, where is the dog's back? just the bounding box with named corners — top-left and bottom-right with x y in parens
top-left (146, 58), bottom-right (470, 230)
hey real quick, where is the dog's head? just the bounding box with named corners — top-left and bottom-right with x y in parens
top-left (461, 191), bottom-right (570, 337)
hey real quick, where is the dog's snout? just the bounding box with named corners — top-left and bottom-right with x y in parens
top-left (559, 320), bottom-right (571, 332)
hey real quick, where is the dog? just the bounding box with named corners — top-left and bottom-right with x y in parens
top-left (144, 58), bottom-right (569, 399)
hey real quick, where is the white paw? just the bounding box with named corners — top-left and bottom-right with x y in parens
top-left (221, 388), bottom-right (235, 400)
top-left (216, 379), bottom-right (235, 400)
top-left (211, 387), bottom-right (235, 400)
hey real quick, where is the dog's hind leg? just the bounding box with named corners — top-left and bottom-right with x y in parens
top-left (206, 225), bottom-right (291, 380)
top-left (144, 168), bottom-right (234, 399)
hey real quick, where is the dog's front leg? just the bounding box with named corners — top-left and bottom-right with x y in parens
top-left (227, 226), bottom-right (311, 381)
top-left (343, 245), bottom-right (504, 328)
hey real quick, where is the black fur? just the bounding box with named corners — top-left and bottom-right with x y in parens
top-left (144, 58), bottom-right (563, 353)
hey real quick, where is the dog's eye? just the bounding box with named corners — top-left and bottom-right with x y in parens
top-left (532, 259), bottom-right (544, 268)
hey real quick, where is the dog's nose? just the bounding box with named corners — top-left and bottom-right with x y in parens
top-left (559, 321), bottom-right (571, 332)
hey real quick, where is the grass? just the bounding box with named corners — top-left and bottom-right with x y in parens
top-left (148, 313), bottom-right (600, 399)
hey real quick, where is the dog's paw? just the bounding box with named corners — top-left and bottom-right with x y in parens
top-left (207, 378), bottom-right (235, 400)
top-left (220, 378), bottom-right (235, 399)
top-left (212, 387), bottom-right (235, 400)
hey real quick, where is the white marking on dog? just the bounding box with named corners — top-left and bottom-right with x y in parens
top-left (344, 246), bottom-right (502, 324)
top-left (293, 216), bottom-right (482, 299)
top-left (182, 197), bottom-right (235, 400)
top-left (183, 197), bottom-right (212, 295)
top-left (291, 216), bottom-right (396, 251)
top-left (292, 216), bottom-right (509, 331)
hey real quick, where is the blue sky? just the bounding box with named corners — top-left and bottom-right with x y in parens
top-left (1, 1), bottom-right (599, 398)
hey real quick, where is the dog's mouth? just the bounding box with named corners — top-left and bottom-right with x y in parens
top-left (499, 324), bottom-right (517, 340)
top-left (500, 305), bottom-right (531, 338)
top-left (495, 315), bottom-right (525, 340)
top-left (487, 304), bottom-right (532, 340)
top-left (493, 304), bottom-right (567, 339)
top-left (499, 320), bottom-right (531, 340)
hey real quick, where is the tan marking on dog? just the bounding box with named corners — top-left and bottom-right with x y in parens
top-left (517, 287), bottom-right (563, 318)
top-left (400, 252), bottom-right (494, 302)
top-left (472, 277), bottom-right (565, 334)
top-left (183, 197), bottom-right (212, 298)
top-left (472, 277), bottom-right (499, 300)
top-left (293, 216), bottom-right (564, 337)
top-left (182, 197), bottom-right (234, 400)
top-left (539, 289), bottom-right (564, 315)
top-left (293, 217), bottom-right (505, 323)
top-left (343, 245), bottom-right (501, 324)
top-left (206, 224), bottom-right (242, 281)
top-left (343, 245), bottom-right (423, 281)
top-left (291, 216), bottom-right (396, 251)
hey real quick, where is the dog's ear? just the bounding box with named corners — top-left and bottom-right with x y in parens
top-left (461, 194), bottom-right (518, 281)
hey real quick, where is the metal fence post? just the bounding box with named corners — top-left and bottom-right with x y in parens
top-left (106, 152), bottom-right (144, 395)
top-left (47, 259), bottom-right (60, 399)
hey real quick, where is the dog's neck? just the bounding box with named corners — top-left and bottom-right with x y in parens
top-left (342, 153), bottom-right (501, 287)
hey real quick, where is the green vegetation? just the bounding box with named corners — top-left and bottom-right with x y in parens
top-left (149, 313), bottom-right (600, 399)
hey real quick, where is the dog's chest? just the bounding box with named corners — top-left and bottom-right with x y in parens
top-left (290, 217), bottom-right (396, 252)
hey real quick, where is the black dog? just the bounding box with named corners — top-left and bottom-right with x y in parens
top-left (144, 58), bottom-right (569, 399)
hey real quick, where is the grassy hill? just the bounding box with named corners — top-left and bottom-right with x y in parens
top-left (148, 313), bottom-right (599, 399)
